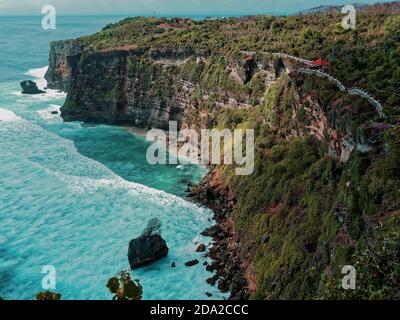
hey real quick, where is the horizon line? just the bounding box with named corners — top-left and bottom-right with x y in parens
top-left (0, 12), bottom-right (292, 17)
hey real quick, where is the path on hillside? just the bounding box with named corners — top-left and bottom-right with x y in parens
top-left (240, 51), bottom-right (385, 117)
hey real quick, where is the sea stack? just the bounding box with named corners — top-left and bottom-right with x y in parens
top-left (20, 80), bottom-right (45, 94)
top-left (128, 234), bottom-right (169, 269)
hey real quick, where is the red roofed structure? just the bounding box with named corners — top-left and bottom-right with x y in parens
top-left (311, 58), bottom-right (330, 67)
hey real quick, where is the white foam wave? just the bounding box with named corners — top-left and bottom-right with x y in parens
top-left (14, 66), bottom-right (67, 101)
top-left (0, 110), bottom-right (203, 209)
top-left (25, 66), bottom-right (48, 91)
top-left (25, 66), bottom-right (48, 79)
top-left (0, 108), bottom-right (21, 122)
top-left (0, 106), bottom-right (221, 300)
top-left (37, 104), bottom-right (61, 120)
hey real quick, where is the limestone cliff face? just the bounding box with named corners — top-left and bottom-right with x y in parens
top-left (63, 49), bottom-right (182, 129)
top-left (45, 40), bottom-right (83, 92)
top-left (46, 39), bottom-right (361, 164)
top-left (47, 45), bottom-right (181, 128)
top-left (46, 42), bottom-right (278, 130)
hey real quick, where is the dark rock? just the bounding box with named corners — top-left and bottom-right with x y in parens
top-left (128, 234), bottom-right (168, 269)
top-left (218, 279), bottom-right (229, 293)
top-left (230, 291), bottom-right (243, 300)
top-left (171, 262), bottom-right (176, 268)
top-left (203, 261), bottom-right (208, 266)
top-left (205, 292), bottom-right (213, 297)
top-left (217, 232), bottom-right (226, 239)
top-left (51, 111), bottom-right (59, 115)
top-left (206, 265), bottom-right (214, 272)
top-left (206, 275), bottom-right (219, 286)
top-left (232, 274), bottom-right (243, 284)
top-left (217, 269), bottom-right (226, 277)
top-left (229, 280), bottom-right (241, 295)
top-left (185, 259), bottom-right (199, 267)
top-left (190, 172), bottom-right (250, 300)
top-left (20, 80), bottom-right (45, 95)
top-left (211, 260), bottom-right (220, 269)
top-left (205, 188), bottom-right (215, 200)
top-left (196, 243), bottom-right (206, 252)
top-left (201, 225), bottom-right (222, 238)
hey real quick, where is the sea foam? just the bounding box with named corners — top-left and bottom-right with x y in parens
top-left (0, 110), bottom-right (222, 300)
top-left (37, 104), bottom-right (61, 120)
top-left (0, 108), bottom-right (21, 121)
top-left (13, 66), bottom-right (67, 101)
top-left (25, 66), bottom-right (48, 80)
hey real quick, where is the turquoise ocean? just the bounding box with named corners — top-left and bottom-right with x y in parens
top-left (0, 16), bottom-right (225, 300)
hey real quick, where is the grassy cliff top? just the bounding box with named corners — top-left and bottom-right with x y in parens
top-left (72, 8), bottom-right (400, 115)
top-left (79, 12), bottom-right (396, 57)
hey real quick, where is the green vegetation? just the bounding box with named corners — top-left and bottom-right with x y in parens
top-left (180, 56), bottom-right (243, 93)
top-left (325, 215), bottom-right (400, 299)
top-left (214, 73), bottom-right (400, 299)
top-left (35, 291), bottom-right (62, 300)
top-left (106, 271), bottom-right (143, 300)
top-left (74, 12), bottom-right (399, 114)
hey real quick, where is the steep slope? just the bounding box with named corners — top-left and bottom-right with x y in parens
top-left (193, 74), bottom-right (400, 299)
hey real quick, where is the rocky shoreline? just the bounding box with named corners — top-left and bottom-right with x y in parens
top-left (188, 168), bottom-right (250, 300)
top-left (123, 125), bottom-right (250, 299)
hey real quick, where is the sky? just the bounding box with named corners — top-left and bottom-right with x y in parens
top-left (0, 0), bottom-right (393, 16)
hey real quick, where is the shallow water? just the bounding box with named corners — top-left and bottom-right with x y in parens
top-left (0, 16), bottom-right (223, 300)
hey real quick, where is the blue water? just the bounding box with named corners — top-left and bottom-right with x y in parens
top-left (0, 16), bottom-right (223, 300)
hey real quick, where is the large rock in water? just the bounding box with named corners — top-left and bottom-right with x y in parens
top-left (128, 235), bottom-right (168, 269)
top-left (20, 80), bottom-right (45, 94)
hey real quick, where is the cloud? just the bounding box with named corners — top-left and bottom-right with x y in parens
top-left (0, 0), bottom-right (391, 15)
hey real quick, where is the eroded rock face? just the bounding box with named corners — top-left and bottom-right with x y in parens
top-left (128, 234), bottom-right (169, 269)
top-left (20, 80), bottom-right (45, 94)
top-left (45, 40), bottom-right (83, 92)
top-left (45, 40), bottom-right (281, 130)
top-left (48, 46), bottom-right (191, 129)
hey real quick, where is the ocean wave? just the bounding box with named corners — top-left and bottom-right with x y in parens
top-left (0, 109), bottom-right (205, 210)
top-left (0, 107), bottom-right (217, 300)
top-left (25, 66), bottom-right (48, 91)
top-left (25, 66), bottom-right (48, 79)
top-left (0, 108), bottom-right (21, 122)
top-left (13, 66), bottom-right (67, 101)
top-left (37, 104), bottom-right (62, 120)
